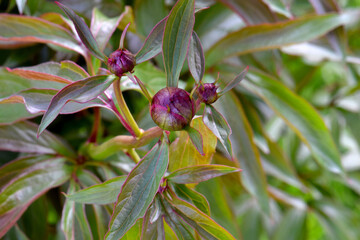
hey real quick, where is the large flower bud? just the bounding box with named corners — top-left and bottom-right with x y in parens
top-left (107, 49), bottom-right (136, 77)
top-left (150, 87), bottom-right (195, 131)
top-left (197, 83), bottom-right (218, 104)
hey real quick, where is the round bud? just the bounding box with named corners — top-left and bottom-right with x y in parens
top-left (197, 83), bottom-right (218, 104)
top-left (107, 49), bottom-right (136, 77)
top-left (150, 87), bottom-right (195, 131)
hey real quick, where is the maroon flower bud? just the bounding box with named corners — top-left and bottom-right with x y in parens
top-left (197, 83), bottom-right (218, 104)
top-left (107, 49), bottom-right (136, 77)
top-left (150, 87), bottom-right (195, 131)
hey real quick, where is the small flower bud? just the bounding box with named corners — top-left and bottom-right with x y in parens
top-left (150, 87), bottom-right (195, 131)
top-left (107, 49), bottom-right (136, 77)
top-left (197, 83), bottom-right (218, 104)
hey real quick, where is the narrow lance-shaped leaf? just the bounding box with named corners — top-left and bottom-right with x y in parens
top-left (8, 61), bottom-right (90, 83)
top-left (218, 0), bottom-right (275, 25)
top-left (203, 104), bottom-right (233, 157)
top-left (185, 126), bottom-right (204, 155)
top-left (166, 164), bottom-right (240, 184)
top-left (165, 190), bottom-right (237, 240)
top-left (272, 208), bottom-right (307, 240)
top-left (105, 140), bottom-right (169, 240)
top-left (187, 31), bottom-right (205, 83)
top-left (61, 180), bottom-right (93, 240)
top-left (172, 183), bottom-right (210, 215)
top-left (90, 8), bottom-right (124, 51)
top-left (243, 70), bottom-right (343, 174)
top-left (66, 176), bottom-right (127, 205)
top-left (56, 2), bottom-right (107, 61)
top-left (160, 196), bottom-right (196, 240)
top-left (38, 75), bottom-right (116, 136)
top-left (0, 15), bottom-right (85, 55)
top-left (136, 17), bottom-right (167, 64)
top-left (219, 66), bottom-right (248, 96)
top-left (0, 155), bottom-right (72, 238)
top-left (214, 92), bottom-right (270, 214)
top-left (206, 13), bottom-right (357, 66)
top-left (141, 198), bottom-right (165, 240)
top-left (163, 0), bottom-right (195, 87)
top-left (1, 88), bottom-right (106, 118)
top-left (0, 121), bottom-right (75, 158)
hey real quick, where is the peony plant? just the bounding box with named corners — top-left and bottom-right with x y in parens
top-left (1, 0), bottom-right (360, 239)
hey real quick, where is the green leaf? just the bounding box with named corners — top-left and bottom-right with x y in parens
top-left (105, 140), bottom-right (169, 240)
top-left (120, 219), bottom-right (142, 240)
top-left (66, 176), bottom-right (127, 205)
top-left (242, 103), bottom-right (303, 189)
top-left (160, 196), bottom-right (196, 240)
top-left (165, 190), bottom-right (236, 240)
top-left (61, 180), bottom-right (93, 240)
top-left (1, 88), bottom-right (106, 117)
top-left (218, 0), bottom-right (275, 25)
top-left (134, 0), bottom-right (168, 36)
top-left (0, 14), bottom-right (85, 55)
top-left (9, 61), bottom-right (89, 83)
top-left (186, 126), bottom-right (204, 155)
top-left (196, 177), bottom-right (241, 238)
top-left (15, 0), bottom-right (27, 14)
top-left (141, 198), bottom-right (165, 240)
top-left (203, 105), bottom-right (233, 157)
top-left (244, 70), bottom-right (343, 174)
top-left (169, 117), bottom-right (217, 172)
top-left (56, 2), bottom-right (106, 61)
top-left (206, 13), bottom-right (354, 66)
top-left (0, 103), bottom-right (38, 125)
top-left (0, 155), bottom-right (72, 238)
top-left (172, 184), bottom-right (210, 215)
top-left (132, 61), bottom-right (167, 96)
top-left (187, 31), bottom-right (205, 83)
top-left (4, 225), bottom-right (29, 240)
top-left (219, 66), bottom-right (248, 96)
top-left (0, 67), bottom-right (65, 99)
top-left (135, 17), bottom-right (167, 64)
top-left (90, 8), bottom-right (123, 51)
top-left (163, 0), bottom-right (195, 87)
top-left (0, 121), bottom-right (75, 157)
top-left (167, 164), bottom-right (240, 184)
top-left (272, 209), bottom-right (307, 240)
top-left (214, 92), bottom-right (270, 214)
top-left (38, 75), bottom-right (116, 136)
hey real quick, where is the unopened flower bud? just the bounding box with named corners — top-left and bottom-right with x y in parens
top-left (107, 49), bottom-right (136, 77)
top-left (150, 87), bottom-right (195, 131)
top-left (197, 83), bottom-right (218, 104)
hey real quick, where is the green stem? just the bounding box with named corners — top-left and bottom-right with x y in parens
top-left (113, 78), bottom-right (142, 137)
top-left (127, 148), bottom-right (141, 163)
top-left (88, 127), bottom-right (163, 160)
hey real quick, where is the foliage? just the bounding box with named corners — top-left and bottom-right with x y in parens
top-left (1, 0), bottom-right (360, 239)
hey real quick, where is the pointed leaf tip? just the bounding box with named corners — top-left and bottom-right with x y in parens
top-left (219, 66), bottom-right (249, 96)
top-left (57, 2), bottom-right (106, 61)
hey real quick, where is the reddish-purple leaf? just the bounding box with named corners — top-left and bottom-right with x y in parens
top-left (38, 75), bottom-right (116, 136)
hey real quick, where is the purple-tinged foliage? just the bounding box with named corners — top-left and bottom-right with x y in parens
top-left (107, 49), bottom-right (136, 77)
top-left (150, 87), bottom-right (195, 131)
top-left (197, 83), bottom-right (218, 104)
